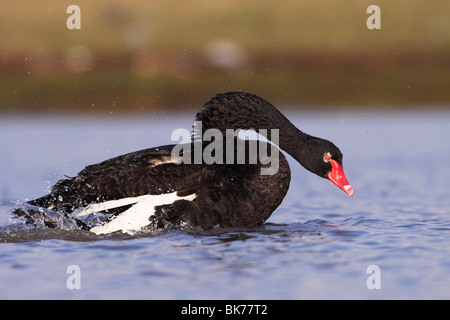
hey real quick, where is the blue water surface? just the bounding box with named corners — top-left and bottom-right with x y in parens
top-left (0, 109), bottom-right (449, 299)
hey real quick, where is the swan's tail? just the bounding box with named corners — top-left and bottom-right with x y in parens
top-left (12, 201), bottom-right (87, 230)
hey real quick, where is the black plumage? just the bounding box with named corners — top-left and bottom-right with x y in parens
top-left (14, 91), bottom-right (351, 233)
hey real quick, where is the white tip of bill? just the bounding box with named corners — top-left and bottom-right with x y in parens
top-left (343, 184), bottom-right (354, 196)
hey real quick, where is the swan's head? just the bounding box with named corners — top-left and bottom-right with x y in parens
top-left (297, 137), bottom-right (353, 196)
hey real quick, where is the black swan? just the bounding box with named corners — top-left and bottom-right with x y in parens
top-left (14, 92), bottom-right (353, 234)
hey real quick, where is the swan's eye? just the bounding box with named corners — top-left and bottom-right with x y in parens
top-left (323, 152), bottom-right (332, 162)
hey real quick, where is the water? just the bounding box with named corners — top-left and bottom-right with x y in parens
top-left (1, 109), bottom-right (450, 299)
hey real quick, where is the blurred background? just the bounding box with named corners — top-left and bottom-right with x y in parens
top-left (1, 0), bottom-right (449, 113)
top-left (2, 1), bottom-right (450, 300)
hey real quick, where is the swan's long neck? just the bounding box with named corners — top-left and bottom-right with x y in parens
top-left (194, 92), bottom-right (311, 162)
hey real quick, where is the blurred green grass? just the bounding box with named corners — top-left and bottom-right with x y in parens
top-left (1, 0), bottom-right (450, 112)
